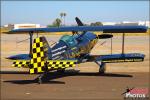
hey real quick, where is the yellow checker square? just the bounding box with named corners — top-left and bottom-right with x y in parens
top-left (30, 69), bottom-right (35, 74)
top-left (38, 67), bottom-right (42, 72)
top-left (16, 61), bottom-right (19, 64)
top-left (30, 59), bottom-right (34, 64)
top-left (52, 64), bottom-right (55, 68)
top-left (36, 47), bottom-right (41, 53)
top-left (48, 67), bottom-right (51, 69)
top-left (49, 61), bottom-right (53, 64)
top-left (40, 42), bottom-right (43, 47)
top-left (35, 38), bottom-right (40, 43)
top-left (65, 64), bottom-right (70, 68)
top-left (18, 64), bottom-right (22, 67)
top-left (72, 64), bottom-right (75, 67)
top-left (63, 62), bottom-right (67, 64)
top-left (56, 61), bottom-right (60, 64)
top-left (33, 53), bottom-right (37, 58)
top-left (41, 61), bottom-right (45, 66)
top-left (40, 52), bottom-right (44, 57)
top-left (37, 57), bottom-right (41, 62)
top-left (70, 62), bottom-right (74, 64)
top-left (22, 61), bottom-right (26, 64)
top-left (58, 64), bottom-right (63, 68)
top-left (33, 63), bottom-right (38, 68)
top-left (33, 43), bottom-right (37, 48)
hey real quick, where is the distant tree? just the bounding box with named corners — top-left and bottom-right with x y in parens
top-left (63, 13), bottom-right (67, 26)
top-left (60, 13), bottom-right (64, 26)
top-left (90, 22), bottom-right (103, 26)
top-left (52, 18), bottom-right (62, 27)
top-left (47, 24), bottom-right (54, 27)
top-left (84, 24), bottom-right (89, 26)
top-left (59, 12), bottom-right (67, 26)
top-left (90, 23), bottom-right (95, 26)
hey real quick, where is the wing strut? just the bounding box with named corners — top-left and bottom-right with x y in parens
top-left (122, 33), bottom-right (125, 54)
top-left (29, 31), bottom-right (33, 57)
top-left (111, 33), bottom-right (112, 54)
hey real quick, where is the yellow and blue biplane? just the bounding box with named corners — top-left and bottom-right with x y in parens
top-left (7, 17), bottom-right (148, 83)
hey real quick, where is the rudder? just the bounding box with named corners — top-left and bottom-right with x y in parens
top-left (29, 36), bottom-right (50, 74)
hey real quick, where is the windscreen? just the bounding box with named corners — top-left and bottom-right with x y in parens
top-left (59, 35), bottom-right (78, 48)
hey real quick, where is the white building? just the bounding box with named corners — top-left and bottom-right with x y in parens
top-left (115, 21), bottom-right (150, 27)
top-left (102, 22), bottom-right (116, 25)
top-left (4, 23), bottom-right (40, 29)
top-left (115, 21), bottom-right (139, 26)
top-left (138, 21), bottom-right (150, 27)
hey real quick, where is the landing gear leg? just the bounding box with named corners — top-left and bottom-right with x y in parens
top-left (95, 61), bottom-right (106, 74)
top-left (99, 62), bottom-right (106, 74)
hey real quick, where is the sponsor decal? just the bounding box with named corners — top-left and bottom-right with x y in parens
top-left (122, 87), bottom-right (149, 100)
top-left (52, 50), bottom-right (66, 57)
top-left (103, 58), bottom-right (143, 63)
top-left (52, 46), bottom-right (67, 53)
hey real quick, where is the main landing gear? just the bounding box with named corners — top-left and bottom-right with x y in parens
top-left (95, 61), bottom-right (106, 74)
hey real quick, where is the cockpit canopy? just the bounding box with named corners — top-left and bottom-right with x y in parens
top-left (59, 35), bottom-right (78, 48)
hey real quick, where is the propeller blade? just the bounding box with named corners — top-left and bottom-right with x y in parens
top-left (98, 34), bottom-right (113, 39)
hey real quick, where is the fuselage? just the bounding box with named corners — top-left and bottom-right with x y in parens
top-left (50, 32), bottom-right (98, 60)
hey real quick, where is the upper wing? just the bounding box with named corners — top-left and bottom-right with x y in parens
top-left (9, 25), bottom-right (147, 33)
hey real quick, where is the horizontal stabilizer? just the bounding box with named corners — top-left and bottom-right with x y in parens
top-left (12, 60), bottom-right (30, 68)
top-left (47, 60), bottom-right (76, 70)
top-left (7, 54), bottom-right (30, 60)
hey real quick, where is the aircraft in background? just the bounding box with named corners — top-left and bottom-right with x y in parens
top-left (7, 17), bottom-right (148, 84)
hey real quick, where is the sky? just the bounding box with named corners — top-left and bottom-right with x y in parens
top-left (1, 1), bottom-right (149, 26)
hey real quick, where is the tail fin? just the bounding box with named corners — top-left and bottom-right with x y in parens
top-left (75, 17), bottom-right (84, 26)
top-left (30, 36), bottom-right (51, 74)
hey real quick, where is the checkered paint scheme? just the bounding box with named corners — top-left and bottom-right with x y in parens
top-left (12, 36), bottom-right (77, 74)
top-left (12, 60), bottom-right (30, 68)
top-left (47, 60), bottom-right (76, 69)
top-left (30, 37), bottom-right (49, 74)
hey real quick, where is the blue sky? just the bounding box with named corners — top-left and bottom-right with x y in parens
top-left (1, 1), bottom-right (149, 26)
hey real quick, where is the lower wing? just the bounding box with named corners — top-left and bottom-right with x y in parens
top-left (87, 53), bottom-right (145, 63)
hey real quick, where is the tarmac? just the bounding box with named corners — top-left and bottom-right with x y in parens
top-left (1, 71), bottom-right (149, 100)
top-left (1, 34), bottom-right (149, 100)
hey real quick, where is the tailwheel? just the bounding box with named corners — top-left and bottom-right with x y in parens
top-left (99, 63), bottom-right (106, 74)
top-left (36, 74), bottom-right (43, 84)
top-left (36, 71), bottom-right (48, 84)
